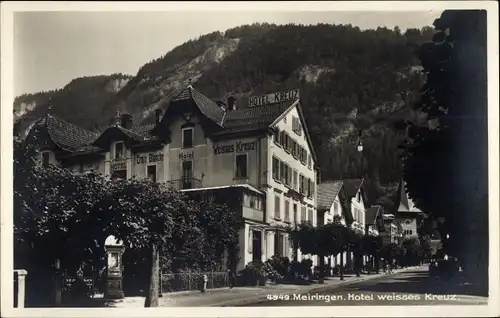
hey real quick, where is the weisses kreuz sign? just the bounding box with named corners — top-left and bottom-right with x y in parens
top-left (248, 89), bottom-right (300, 107)
top-left (213, 141), bottom-right (257, 155)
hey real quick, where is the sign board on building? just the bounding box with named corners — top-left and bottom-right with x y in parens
top-left (213, 141), bottom-right (257, 155)
top-left (136, 152), bottom-right (164, 165)
top-left (179, 151), bottom-right (194, 161)
top-left (248, 89), bottom-right (300, 107)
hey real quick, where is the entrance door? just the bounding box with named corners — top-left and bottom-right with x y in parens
top-left (252, 230), bottom-right (262, 262)
top-left (182, 161), bottom-right (193, 189)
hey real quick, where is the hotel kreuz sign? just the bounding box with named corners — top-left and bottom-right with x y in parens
top-left (248, 89), bottom-right (300, 107)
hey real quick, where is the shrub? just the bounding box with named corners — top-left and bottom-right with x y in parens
top-left (239, 260), bottom-right (267, 286)
top-left (265, 255), bottom-right (290, 277)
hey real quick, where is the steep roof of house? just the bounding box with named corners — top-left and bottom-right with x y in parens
top-left (215, 101), bottom-right (293, 135)
top-left (396, 177), bottom-right (422, 214)
top-left (37, 114), bottom-right (100, 152)
top-left (366, 205), bottom-right (381, 225)
top-left (343, 178), bottom-right (364, 198)
top-left (170, 86), bottom-right (225, 126)
top-left (317, 180), bottom-right (343, 210)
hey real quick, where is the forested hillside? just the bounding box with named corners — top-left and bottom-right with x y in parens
top-left (14, 22), bottom-right (435, 211)
top-left (14, 74), bottom-right (132, 136)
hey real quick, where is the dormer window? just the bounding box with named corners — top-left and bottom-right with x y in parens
top-left (115, 142), bottom-right (124, 159)
top-left (41, 151), bottom-right (50, 168)
top-left (182, 127), bottom-right (194, 149)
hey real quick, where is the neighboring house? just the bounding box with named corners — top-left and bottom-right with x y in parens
top-left (394, 178), bottom-right (424, 239)
top-left (25, 84), bottom-right (320, 271)
top-left (365, 205), bottom-right (385, 237)
top-left (382, 213), bottom-right (403, 245)
top-left (317, 180), bottom-right (354, 268)
top-left (342, 178), bottom-right (367, 235)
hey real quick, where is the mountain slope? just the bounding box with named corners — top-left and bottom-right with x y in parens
top-left (14, 23), bottom-right (434, 211)
top-left (14, 74), bottom-right (132, 137)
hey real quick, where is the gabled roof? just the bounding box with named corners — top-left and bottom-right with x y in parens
top-left (317, 180), bottom-right (343, 210)
top-left (164, 84), bottom-right (300, 138)
top-left (396, 177), bottom-right (422, 214)
top-left (366, 205), bottom-right (382, 225)
top-left (36, 114), bottom-right (99, 152)
top-left (169, 85), bottom-right (225, 126)
top-left (343, 178), bottom-right (365, 198)
top-left (93, 123), bottom-right (157, 149)
top-left (215, 101), bottom-right (292, 135)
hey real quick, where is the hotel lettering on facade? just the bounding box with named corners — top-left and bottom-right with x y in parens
top-left (27, 85), bottom-right (319, 270)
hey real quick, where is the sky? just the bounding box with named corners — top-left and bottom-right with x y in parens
top-left (13, 10), bottom-right (441, 96)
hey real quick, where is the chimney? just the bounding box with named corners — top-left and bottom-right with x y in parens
top-left (155, 109), bottom-right (162, 124)
top-left (215, 100), bottom-right (227, 110)
top-left (120, 113), bottom-right (133, 130)
top-left (227, 96), bottom-right (236, 111)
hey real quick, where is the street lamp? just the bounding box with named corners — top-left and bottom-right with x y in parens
top-left (357, 142), bottom-right (363, 153)
top-left (446, 234), bottom-right (450, 239)
top-left (356, 129), bottom-right (363, 152)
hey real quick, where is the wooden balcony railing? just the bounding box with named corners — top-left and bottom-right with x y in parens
top-left (167, 178), bottom-right (202, 190)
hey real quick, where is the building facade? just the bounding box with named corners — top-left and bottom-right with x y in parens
top-left (26, 85), bottom-right (319, 270)
top-left (317, 180), bottom-right (352, 268)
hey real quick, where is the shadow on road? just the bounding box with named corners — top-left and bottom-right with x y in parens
top-left (344, 271), bottom-right (488, 297)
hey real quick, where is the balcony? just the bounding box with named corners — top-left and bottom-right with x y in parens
top-left (168, 178), bottom-right (202, 191)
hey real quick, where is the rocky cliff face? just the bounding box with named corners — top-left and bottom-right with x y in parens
top-left (13, 22), bottom-right (435, 210)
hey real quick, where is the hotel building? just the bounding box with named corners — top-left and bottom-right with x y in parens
top-left (25, 84), bottom-right (319, 270)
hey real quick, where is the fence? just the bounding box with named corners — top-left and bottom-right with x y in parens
top-left (161, 271), bottom-right (230, 293)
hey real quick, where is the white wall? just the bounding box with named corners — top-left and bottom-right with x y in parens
top-left (265, 103), bottom-right (318, 265)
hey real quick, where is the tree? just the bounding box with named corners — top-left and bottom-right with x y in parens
top-left (401, 10), bottom-right (488, 289)
top-left (287, 218), bottom-right (352, 282)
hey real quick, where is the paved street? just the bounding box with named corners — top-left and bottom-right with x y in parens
top-left (238, 267), bottom-right (488, 306)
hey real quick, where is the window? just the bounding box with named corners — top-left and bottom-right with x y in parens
top-left (293, 170), bottom-right (298, 190)
top-left (182, 160), bottom-right (193, 179)
top-left (299, 148), bottom-right (305, 163)
top-left (147, 165), bottom-right (157, 182)
top-left (307, 178), bottom-right (312, 198)
top-left (249, 196), bottom-right (256, 209)
top-left (284, 200), bottom-right (290, 222)
top-left (115, 142), bottom-right (124, 159)
top-left (41, 152), bottom-right (50, 167)
top-left (283, 133), bottom-right (290, 152)
top-left (292, 116), bottom-right (302, 136)
top-left (301, 206), bottom-right (307, 223)
top-left (235, 154), bottom-right (248, 178)
top-left (273, 129), bottom-right (281, 145)
top-left (293, 203), bottom-right (298, 224)
top-left (299, 174), bottom-right (304, 194)
top-left (182, 127), bottom-right (194, 149)
top-left (274, 233), bottom-right (284, 256)
top-left (307, 154), bottom-right (312, 169)
top-left (334, 202), bottom-right (339, 215)
top-left (274, 195), bottom-right (280, 219)
top-left (308, 209), bottom-right (314, 224)
top-left (279, 131), bottom-right (285, 146)
top-left (272, 157), bottom-right (280, 181)
top-left (281, 163), bottom-right (290, 186)
top-left (291, 139), bottom-right (297, 157)
top-left (287, 166), bottom-right (292, 187)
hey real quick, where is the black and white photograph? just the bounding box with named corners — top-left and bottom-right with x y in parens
top-left (1, 1), bottom-right (498, 317)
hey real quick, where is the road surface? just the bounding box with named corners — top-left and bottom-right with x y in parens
top-left (238, 267), bottom-right (487, 306)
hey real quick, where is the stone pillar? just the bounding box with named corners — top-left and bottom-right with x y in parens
top-left (104, 236), bottom-right (125, 299)
top-left (15, 269), bottom-right (27, 308)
